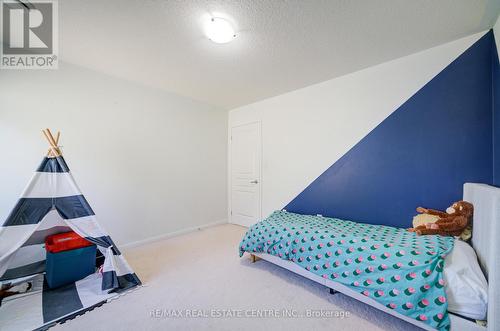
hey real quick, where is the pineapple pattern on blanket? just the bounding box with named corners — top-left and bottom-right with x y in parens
top-left (239, 211), bottom-right (454, 330)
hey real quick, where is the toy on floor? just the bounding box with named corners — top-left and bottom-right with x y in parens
top-left (0, 282), bottom-right (32, 306)
top-left (408, 201), bottom-right (473, 237)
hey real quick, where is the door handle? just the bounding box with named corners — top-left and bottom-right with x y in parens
top-left (250, 180), bottom-right (259, 184)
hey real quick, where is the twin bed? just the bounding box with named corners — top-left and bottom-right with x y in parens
top-left (239, 183), bottom-right (499, 331)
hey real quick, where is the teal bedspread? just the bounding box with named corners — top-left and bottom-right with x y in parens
top-left (239, 211), bottom-right (454, 330)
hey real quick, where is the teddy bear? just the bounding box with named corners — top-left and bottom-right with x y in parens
top-left (407, 200), bottom-right (473, 237)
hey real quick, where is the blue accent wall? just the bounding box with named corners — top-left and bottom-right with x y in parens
top-left (285, 32), bottom-right (495, 228)
top-left (493, 31), bottom-right (500, 186)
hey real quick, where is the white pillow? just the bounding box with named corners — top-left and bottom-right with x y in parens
top-left (444, 239), bottom-right (488, 320)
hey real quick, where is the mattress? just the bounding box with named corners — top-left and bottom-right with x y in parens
top-left (239, 211), bottom-right (455, 330)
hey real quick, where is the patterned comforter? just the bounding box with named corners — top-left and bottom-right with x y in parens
top-left (239, 211), bottom-right (454, 330)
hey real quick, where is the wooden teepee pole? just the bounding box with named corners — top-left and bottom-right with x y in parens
top-left (42, 129), bottom-right (62, 157)
top-left (46, 131), bottom-right (60, 157)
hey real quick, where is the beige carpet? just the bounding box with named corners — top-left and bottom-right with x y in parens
top-left (53, 224), bottom-right (421, 331)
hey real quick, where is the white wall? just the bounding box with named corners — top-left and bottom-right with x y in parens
top-left (0, 62), bottom-right (227, 246)
top-left (228, 31), bottom-right (486, 219)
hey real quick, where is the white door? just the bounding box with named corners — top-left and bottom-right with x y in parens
top-left (230, 122), bottom-right (261, 227)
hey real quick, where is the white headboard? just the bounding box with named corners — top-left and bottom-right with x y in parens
top-left (463, 183), bottom-right (500, 330)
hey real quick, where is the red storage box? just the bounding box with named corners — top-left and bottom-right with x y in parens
top-left (45, 231), bottom-right (93, 253)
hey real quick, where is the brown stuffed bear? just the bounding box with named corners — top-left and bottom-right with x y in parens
top-left (408, 201), bottom-right (473, 236)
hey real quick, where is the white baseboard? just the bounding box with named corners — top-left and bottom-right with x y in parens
top-left (120, 219), bottom-right (228, 249)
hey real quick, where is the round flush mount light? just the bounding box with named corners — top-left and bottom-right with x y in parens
top-left (205, 17), bottom-right (236, 44)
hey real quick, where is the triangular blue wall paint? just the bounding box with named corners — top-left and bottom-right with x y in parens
top-left (493, 31), bottom-right (500, 186)
top-left (285, 31), bottom-right (495, 228)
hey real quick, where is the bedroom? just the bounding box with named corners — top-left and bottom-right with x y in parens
top-left (0, 0), bottom-right (500, 330)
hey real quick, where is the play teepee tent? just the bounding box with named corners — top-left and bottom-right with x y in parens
top-left (0, 129), bottom-right (141, 330)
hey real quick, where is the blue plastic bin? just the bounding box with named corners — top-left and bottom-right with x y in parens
top-left (45, 245), bottom-right (96, 288)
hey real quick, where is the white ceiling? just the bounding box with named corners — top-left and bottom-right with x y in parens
top-left (59, 0), bottom-right (500, 109)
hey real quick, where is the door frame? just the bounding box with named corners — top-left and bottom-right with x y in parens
top-left (228, 120), bottom-right (263, 226)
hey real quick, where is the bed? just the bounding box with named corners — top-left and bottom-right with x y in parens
top-left (239, 183), bottom-right (498, 331)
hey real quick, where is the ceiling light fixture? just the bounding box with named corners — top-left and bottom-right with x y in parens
top-left (205, 17), bottom-right (236, 44)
